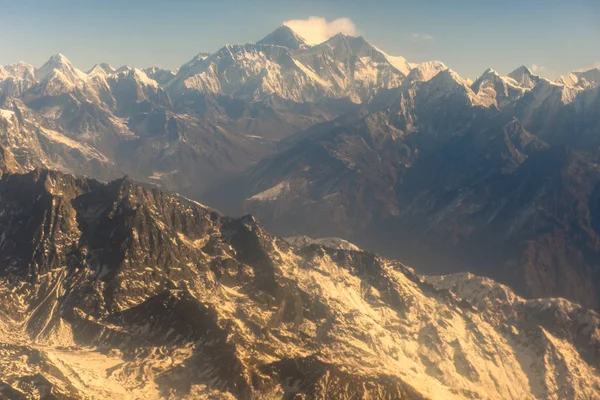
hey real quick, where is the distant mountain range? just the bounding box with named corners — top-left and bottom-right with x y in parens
top-left (2, 24), bottom-right (600, 313)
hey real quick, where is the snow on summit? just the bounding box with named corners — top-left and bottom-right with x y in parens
top-left (35, 53), bottom-right (88, 82)
top-left (257, 25), bottom-right (309, 49)
top-left (508, 65), bottom-right (541, 89)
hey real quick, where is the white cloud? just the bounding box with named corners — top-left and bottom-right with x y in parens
top-left (410, 33), bottom-right (434, 42)
top-left (283, 17), bottom-right (358, 45)
top-left (573, 62), bottom-right (600, 73)
top-left (530, 64), bottom-right (559, 79)
top-left (531, 64), bottom-right (546, 74)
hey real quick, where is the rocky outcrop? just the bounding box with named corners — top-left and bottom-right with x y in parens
top-left (0, 169), bottom-right (599, 399)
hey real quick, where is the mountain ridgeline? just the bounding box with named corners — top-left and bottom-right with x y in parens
top-left (0, 157), bottom-right (599, 398)
top-left (2, 24), bottom-right (600, 398)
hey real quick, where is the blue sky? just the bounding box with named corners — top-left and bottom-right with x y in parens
top-left (1, 0), bottom-right (599, 79)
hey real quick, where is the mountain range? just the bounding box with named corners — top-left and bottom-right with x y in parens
top-left (0, 162), bottom-right (599, 399)
top-left (2, 24), bottom-right (600, 398)
top-left (3, 24), bottom-right (600, 303)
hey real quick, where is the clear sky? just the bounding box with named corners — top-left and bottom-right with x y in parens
top-left (1, 0), bottom-right (599, 80)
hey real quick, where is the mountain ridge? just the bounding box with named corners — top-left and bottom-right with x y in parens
top-left (0, 164), bottom-right (599, 399)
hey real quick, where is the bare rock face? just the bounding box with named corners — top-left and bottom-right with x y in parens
top-left (0, 142), bottom-right (21, 177)
top-left (0, 169), bottom-right (599, 399)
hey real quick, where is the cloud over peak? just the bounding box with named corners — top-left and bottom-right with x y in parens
top-left (283, 17), bottom-right (358, 45)
top-left (410, 33), bottom-right (434, 42)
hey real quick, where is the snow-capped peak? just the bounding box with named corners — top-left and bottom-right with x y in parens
top-left (434, 68), bottom-right (469, 85)
top-left (39, 53), bottom-right (74, 72)
top-left (473, 67), bottom-right (523, 87)
top-left (314, 32), bottom-right (374, 54)
top-left (110, 67), bottom-right (159, 89)
top-left (405, 60), bottom-right (448, 83)
top-left (47, 53), bottom-right (70, 65)
top-left (87, 63), bottom-right (115, 76)
top-left (258, 25), bottom-right (308, 50)
top-left (508, 65), bottom-right (540, 89)
top-left (373, 46), bottom-right (412, 76)
top-left (556, 67), bottom-right (600, 90)
top-left (510, 65), bottom-right (533, 76)
top-left (419, 68), bottom-right (494, 107)
top-left (116, 65), bottom-right (133, 73)
top-left (325, 32), bottom-right (365, 47)
top-left (36, 53), bottom-right (87, 83)
top-left (130, 68), bottom-right (159, 87)
top-left (1, 61), bottom-right (35, 81)
top-left (470, 68), bottom-right (529, 108)
top-left (318, 34), bottom-right (411, 76)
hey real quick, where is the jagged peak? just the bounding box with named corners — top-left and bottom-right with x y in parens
top-left (210, 42), bottom-right (279, 60)
top-left (115, 65), bottom-right (132, 73)
top-left (10, 60), bottom-right (33, 67)
top-left (144, 66), bottom-right (176, 74)
top-left (258, 25), bottom-right (308, 50)
top-left (87, 63), bottom-right (115, 76)
top-left (471, 68), bottom-right (499, 84)
top-left (419, 68), bottom-right (490, 106)
top-left (508, 65), bottom-right (540, 89)
top-left (114, 67), bottom-right (158, 88)
top-left (405, 61), bottom-right (448, 83)
top-left (6, 168), bottom-right (89, 199)
top-left (472, 68), bottom-right (504, 86)
top-left (556, 66), bottom-right (600, 89)
top-left (324, 32), bottom-right (367, 46)
top-left (212, 43), bottom-right (242, 57)
top-left (46, 53), bottom-right (71, 65)
top-left (132, 68), bottom-right (158, 87)
top-left (433, 68), bottom-right (468, 85)
top-left (39, 53), bottom-right (77, 74)
top-left (101, 174), bottom-right (143, 201)
top-left (330, 32), bottom-right (353, 39)
top-left (511, 68), bottom-right (541, 89)
top-left (573, 66), bottom-right (600, 74)
top-left (510, 65), bottom-right (534, 77)
top-left (316, 33), bottom-right (385, 60)
top-left (99, 62), bottom-right (115, 71)
top-left (2, 61), bottom-right (35, 79)
top-left (36, 53), bottom-right (87, 82)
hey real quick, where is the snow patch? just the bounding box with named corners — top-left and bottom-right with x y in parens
top-left (248, 181), bottom-right (290, 201)
top-left (285, 235), bottom-right (361, 251)
top-left (37, 126), bottom-right (110, 163)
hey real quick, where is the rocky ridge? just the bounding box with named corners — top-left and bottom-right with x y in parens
top-left (0, 158), bottom-right (598, 399)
